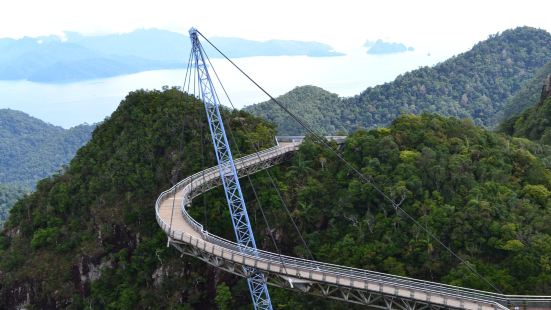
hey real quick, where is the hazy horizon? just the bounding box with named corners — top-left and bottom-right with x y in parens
top-left (1, 0), bottom-right (551, 127)
top-left (1, 24), bottom-right (550, 128)
top-left (2, 0), bottom-right (550, 54)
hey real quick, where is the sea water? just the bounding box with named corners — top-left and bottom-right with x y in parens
top-left (0, 48), bottom-right (449, 128)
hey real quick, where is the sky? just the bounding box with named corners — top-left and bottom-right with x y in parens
top-left (1, 0), bottom-right (550, 54)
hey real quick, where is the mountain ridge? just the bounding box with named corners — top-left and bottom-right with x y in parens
top-left (2, 90), bottom-right (551, 308)
top-left (0, 108), bottom-right (94, 186)
top-left (500, 96), bottom-right (551, 145)
top-left (0, 88), bottom-right (279, 309)
top-left (245, 27), bottom-right (551, 134)
top-left (0, 108), bottom-right (94, 226)
top-left (500, 59), bottom-right (551, 121)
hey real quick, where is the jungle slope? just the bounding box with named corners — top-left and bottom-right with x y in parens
top-left (0, 109), bottom-right (94, 226)
top-left (2, 89), bottom-right (551, 309)
top-left (245, 27), bottom-right (551, 135)
top-left (500, 59), bottom-right (551, 122)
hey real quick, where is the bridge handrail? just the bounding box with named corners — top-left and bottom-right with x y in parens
top-left (154, 143), bottom-right (551, 308)
top-left (155, 144), bottom-right (291, 239)
top-left (161, 225), bottom-right (518, 309)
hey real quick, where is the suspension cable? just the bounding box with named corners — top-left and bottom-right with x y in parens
top-left (199, 45), bottom-right (291, 271)
top-left (184, 53), bottom-right (211, 230)
top-left (169, 184), bottom-right (177, 236)
top-left (183, 52), bottom-right (193, 93)
top-left (200, 115), bottom-right (208, 227)
top-left (196, 30), bottom-right (504, 294)
top-left (203, 48), bottom-right (315, 261)
top-left (172, 51), bottom-right (193, 239)
top-left (170, 74), bottom-right (193, 235)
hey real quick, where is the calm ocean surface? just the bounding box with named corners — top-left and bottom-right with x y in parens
top-left (0, 48), bottom-right (449, 128)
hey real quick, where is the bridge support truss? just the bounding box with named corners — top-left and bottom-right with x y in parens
top-left (188, 27), bottom-right (273, 310)
top-left (170, 240), bottom-right (461, 310)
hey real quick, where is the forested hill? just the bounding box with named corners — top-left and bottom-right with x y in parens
top-left (2, 89), bottom-right (551, 308)
top-left (500, 59), bottom-right (551, 121)
top-left (500, 96), bottom-right (551, 144)
top-left (0, 109), bottom-right (94, 186)
top-left (245, 27), bottom-right (551, 135)
top-left (0, 184), bottom-right (28, 226)
top-left (278, 115), bottom-right (551, 297)
top-left (0, 109), bottom-right (94, 226)
top-left (0, 88), bottom-right (279, 309)
top-left (245, 85), bottom-right (346, 134)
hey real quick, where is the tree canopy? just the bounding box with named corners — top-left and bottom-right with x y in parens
top-left (2, 89), bottom-right (551, 309)
top-left (0, 109), bottom-right (94, 186)
top-left (0, 109), bottom-right (94, 226)
top-left (245, 27), bottom-right (551, 135)
top-left (500, 97), bottom-right (551, 146)
top-left (500, 59), bottom-right (551, 121)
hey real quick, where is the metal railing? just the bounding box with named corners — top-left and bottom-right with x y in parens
top-left (155, 143), bottom-right (551, 309)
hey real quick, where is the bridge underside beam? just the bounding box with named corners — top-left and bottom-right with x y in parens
top-left (170, 241), bottom-right (460, 310)
top-left (157, 142), bottom-right (550, 310)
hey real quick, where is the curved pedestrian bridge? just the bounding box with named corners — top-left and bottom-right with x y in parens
top-left (155, 137), bottom-right (551, 310)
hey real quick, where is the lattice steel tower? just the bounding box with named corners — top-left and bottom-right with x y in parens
top-left (188, 28), bottom-right (273, 310)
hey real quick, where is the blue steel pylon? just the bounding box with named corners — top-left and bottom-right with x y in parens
top-left (188, 28), bottom-right (273, 310)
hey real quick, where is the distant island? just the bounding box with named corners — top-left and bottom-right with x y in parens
top-left (364, 39), bottom-right (414, 54)
top-left (0, 29), bottom-right (343, 83)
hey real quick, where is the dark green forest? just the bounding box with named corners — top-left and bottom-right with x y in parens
top-left (0, 89), bottom-right (278, 309)
top-left (500, 59), bottom-right (551, 121)
top-left (0, 109), bottom-right (94, 186)
top-left (270, 115), bottom-right (551, 295)
top-left (0, 109), bottom-right (94, 225)
top-left (2, 88), bottom-right (551, 309)
top-left (246, 85), bottom-right (345, 135)
top-left (245, 27), bottom-right (551, 135)
top-left (0, 184), bottom-right (29, 226)
top-left (501, 96), bottom-right (551, 145)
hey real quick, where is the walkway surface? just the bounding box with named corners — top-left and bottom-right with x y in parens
top-left (155, 138), bottom-right (551, 310)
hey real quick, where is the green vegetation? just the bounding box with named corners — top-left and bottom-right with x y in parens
top-left (0, 109), bottom-right (93, 226)
top-left (0, 184), bottom-right (29, 226)
top-left (0, 88), bottom-right (277, 309)
top-left (2, 87), bottom-right (551, 308)
top-left (245, 27), bottom-right (551, 134)
top-left (500, 97), bottom-right (551, 145)
top-left (260, 114), bottom-right (551, 298)
top-left (245, 85), bottom-right (346, 134)
top-left (1, 24), bottom-right (551, 309)
top-left (0, 109), bottom-right (94, 186)
top-left (215, 283), bottom-right (233, 310)
top-left (500, 59), bottom-right (551, 121)
top-left (2, 27), bottom-right (551, 309)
